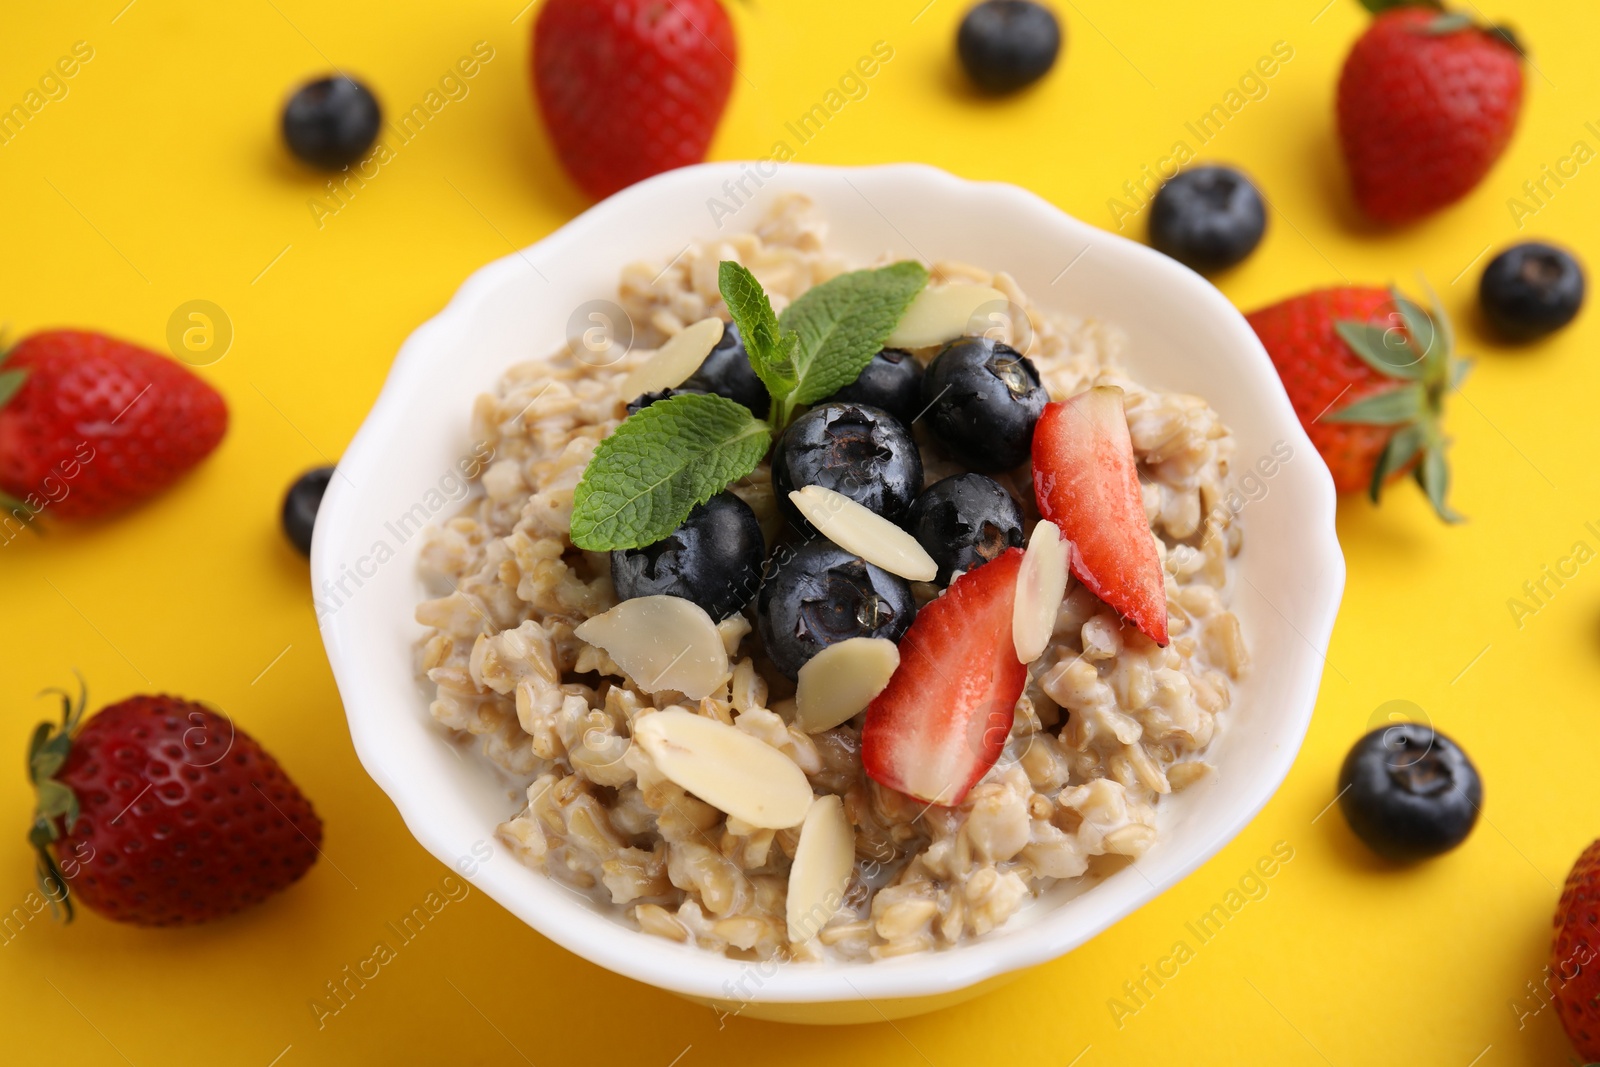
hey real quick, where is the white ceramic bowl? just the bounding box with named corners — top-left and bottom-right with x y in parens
top-left (314, 162), bottom-right (1344, 1025)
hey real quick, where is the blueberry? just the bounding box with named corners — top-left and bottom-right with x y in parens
top-left (683, 322), bottom-right (769, 417)
top-left (905, 474), bottom-right (1025, 584)
top-left (921, 337), bottom-right (1046, 471)
top-left (757, 540), bottom-right (918, 678)
top-left (1337, 723), bottom-right (1481, 863)
top-left (824, 348), bottom-right (925, 426)
top-left (1148, 166), bottom-right (1267, 273)
top-left (282, 76), bottom-right (382, 170)
top-left (771, 403), bottom-right (923, 532)
top-left (1479, 241), bottom-right (1586, 342)
top-left (625, 386), bottom-right (706, 416)
top-left (610, 492), bottom-right (765, 620)
top-left (957, 0), bottom-right (1063, 95)
top-left (282, 466), bottom-right (336, 556)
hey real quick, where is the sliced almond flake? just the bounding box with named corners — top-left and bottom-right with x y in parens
top-left (616, 317), bottom-right (725, 400)
top-left (788, 486), bottom-right (937, 582)
top-left (886, 284), bottom-right (1008, 350)
top-left (794, 637), bottom-right (900, 734)
top-left (785, 794), bottom-right (854, 943)
top-left (573, 595), bottom-right (729, 700)
top-left (1013, 520), bottom-right (1070, 664)
top-left (632, 709), bottom-right (814, 829)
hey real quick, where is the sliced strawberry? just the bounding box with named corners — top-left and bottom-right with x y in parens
top-left (861, 548), bottom-right (1025, 806)
top-left (1032, 386), bottom-right (1168, 646)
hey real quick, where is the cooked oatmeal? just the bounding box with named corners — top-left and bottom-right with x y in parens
top-left (414, 194), bottom-right (1247, 961)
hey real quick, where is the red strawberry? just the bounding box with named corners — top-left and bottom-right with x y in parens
top-left (533, 0), bottom-right (737, 200)
top-left (1246, 285), bottom-right (1465, 522)
top-left (27, 682), bottom-right (322, 926)
top-left (1551, 839), bottom-right (1600, 1058)
top-left (1032, 387), bottom-right (1168, 646)
top-left (1337, 5), bottom-right (1524, 226)
top-left (862, 549), bottom-right (1025, 807)
top-left (0, 331), bottom-right (228, 523)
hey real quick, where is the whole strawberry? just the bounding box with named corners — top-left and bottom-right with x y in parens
top-left (27, 682), bottom-right (322, 926)
top-left (1552, 839), bottom-right (1600, 1059)
top-left (0, 331), bottom-right (228, 523)
top-left (1246, 286), bottom-right (1466, 522)
top-left (533, 0), bottom-right (737, 200)
top-left (1337, 3), bottom-right (1524, 226)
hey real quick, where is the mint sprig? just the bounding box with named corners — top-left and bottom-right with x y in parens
top-left (572, 260), bottom-right (929, 550)
top-left (719, 260), bottom-right (929, 427)
top-left (570, 393), bottom-right (771, 551)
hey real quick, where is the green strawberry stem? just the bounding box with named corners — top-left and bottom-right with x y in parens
top-left (26, 675), bottom-right (88, 922)
top-left (1327, 282), bottom-right (1467, 523)
top-left (1356, 0), bottom-right (1527, 54)
top-left (0, 340), bottom-right (42, 533)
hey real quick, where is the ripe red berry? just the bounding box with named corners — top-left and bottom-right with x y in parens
top-left (1336, 8), bottom-right (1524, 225)
top-left (1246, 285), bottom-right (1465, 522)
top-left (27, 684), bottom-right (322, 926)
top-left (0, 331), bottom-right (228, 523)
top-left (532, 0), bottom-right (738, 200)
top-left (1551, 839), bottom-right (1600, 1058)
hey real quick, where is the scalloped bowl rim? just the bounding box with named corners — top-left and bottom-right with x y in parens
top-left (314, 161), bottom-right (1344, 1010)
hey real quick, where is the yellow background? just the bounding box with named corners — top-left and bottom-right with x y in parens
top-left (3, 0), bottom-right (1597, 1062)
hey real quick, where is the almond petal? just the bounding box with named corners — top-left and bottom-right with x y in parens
top-left (573, 595), bottom-right (730, 699)
top-left (788, 486), bottom-right (938, 582)
top-left (633, 709), bottom-right (815, 829)
top-left (795, 637), bottom-right (900, 733)
top-left (617, 317), bottom-right (725, 400)
top-left (785, 794), bottom-right (854, 943)
top-left (886, 284), bottom-right (1009, 349)
top-left (1013, 520), bottom-right (1070, 663)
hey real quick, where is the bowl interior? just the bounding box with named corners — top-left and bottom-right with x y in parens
top-left (314, 162), bottom-right (1343, 1005)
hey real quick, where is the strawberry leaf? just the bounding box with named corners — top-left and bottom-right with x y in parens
top-left (1423, 12), bottom-right (1476, 34)
top-left (0, 367), bottom-right (28, 409)
top-left (0, 491), bottom-right (39, 519)
top-left (26, 721), bottom-right (52, 779)
top-left (1415, 444), bottom-right (1464, 523)
top-left (1369, 424), bottom-right (1426, 504)
top-left (1358, 0), bottom-right (1442, 12)
top-left (1335, 321), bottom-right (1426, 381)
top-left (1325, 384), bottom-right (1426, 425)
top-left (1388, 288), bottom-right (1441, 375)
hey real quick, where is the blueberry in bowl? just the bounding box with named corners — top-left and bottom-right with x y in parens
top-left (683, 321), bottom-right (769, 417)
top-left (920, 336), bottom-right (1046, 471)
top-left (771, 402), bottom-right (923, 532)
top-left (757, 540), bottom-right (918, 679)
top-left (1148, 165), bottom-right (1267, 274)
top-left (1478, 241), bottom-right (1585, 342)
top-left (905, 473), bottom-right (1025, 585)
top-left (823, 347), bottom-right (923, 426)
top-left (611, 491), bottom-right (765, 620)
top-left (626, 385), bottom-right (706, 416)
top-left (1337, 723), bottom-right (1481, 863)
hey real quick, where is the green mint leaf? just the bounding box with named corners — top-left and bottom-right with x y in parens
top-left (717, 261), bottom-right (796, 399)
top-left (779, 261), bottom-right (930, 408)
top-left (570, 393), bottom-right (771, 551)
